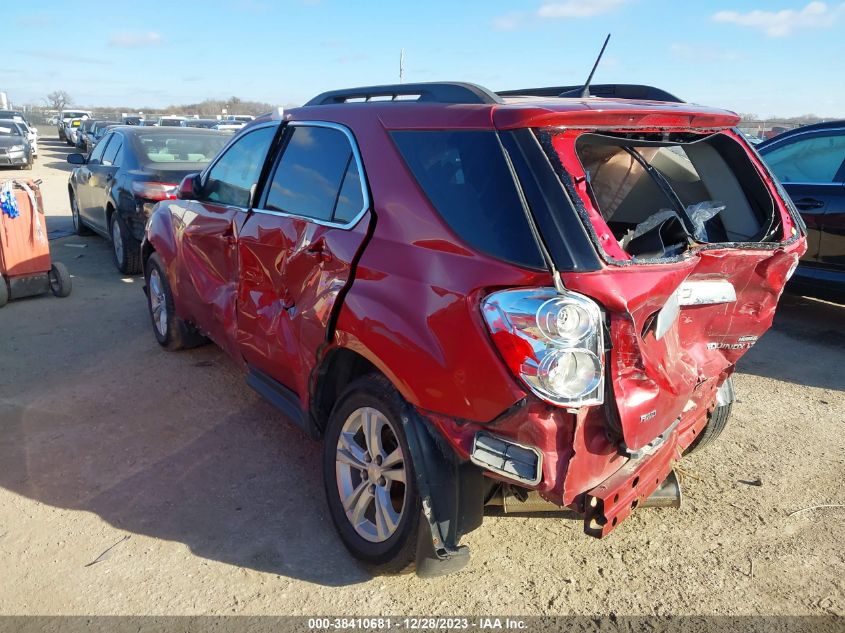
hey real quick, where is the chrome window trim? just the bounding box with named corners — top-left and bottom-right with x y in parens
top-left (777, 181), bottom-right (845, 187)
top-left (253, 120), bottom-right (371, 230)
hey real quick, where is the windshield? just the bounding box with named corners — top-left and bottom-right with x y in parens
top-left (0, 124), bottom-right (22, 136)
top-left (63, 111), bottom-right (89, 120)
top-left (136, 132), bottom-right (228, 164)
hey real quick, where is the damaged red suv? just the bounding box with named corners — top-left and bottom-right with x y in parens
top-left (141, 82), bottom-right (805, 576)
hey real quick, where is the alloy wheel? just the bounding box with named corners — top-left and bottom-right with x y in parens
top-left (111, 218), bottom-right (124, 264)
top-left (148, 268), bottom-right (168, 337)
top-left (335, 407), bottom-right (408, 543)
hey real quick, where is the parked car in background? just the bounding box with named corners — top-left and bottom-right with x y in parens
top-left (140, 82), bottom-right (806, 576)
top-left (225, 114), bottom-right (255, 123)
top-left (758, 120), bottom-right (845, 301)
top-left (182, 118), bottom-right (219, 129)
top-left (0, 109), bottom-right (29, 125)
top-left (58, 109), bottom-right (92, 141)
top-left (138, 119), bottom-right (159, 127)
top-left (0, 119), bottom-right (33, 169)
top-left (82, 121), bottom-right (120, 153)
top-left (13, 120), bottom-right (38, 158)
top-left (213, 121), bottom-right (246, 133)
top-left (122, 115), bottom-right (142, 125)
top-left (157, 116), bottom-right (187, 127)
top-left (65, 118), bottom-right (86, 146)
top-left (76, 119), bottom-right (97, 149)
top-left (67, 126), bottom-right (228, 273)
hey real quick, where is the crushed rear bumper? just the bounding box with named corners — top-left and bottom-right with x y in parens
top-left (583, 423), bottom-right (679, 537)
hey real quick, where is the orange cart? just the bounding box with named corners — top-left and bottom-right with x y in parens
top-left (0, 178), bottom-right (71, 307)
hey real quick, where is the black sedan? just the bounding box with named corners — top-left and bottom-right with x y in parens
top-left (758, 121), bottom-right (845, 301)
top-left (67, 126), bottom-right (229, 273)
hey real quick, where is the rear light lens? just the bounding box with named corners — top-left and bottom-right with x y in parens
top-left (482, 288), bottom-right (605, 407)
top-left (131, 181), bottom-right (178, 201)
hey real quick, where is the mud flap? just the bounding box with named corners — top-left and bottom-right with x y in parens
top-left (399, 405), bottom-right (484, 578)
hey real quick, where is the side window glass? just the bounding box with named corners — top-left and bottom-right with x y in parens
top-left (765, 133), bottom-right (845, 183)
top-left (89, 135), bottom-right (111, 165)
top-left (333, 158), bottom-right (365, 223)
top-left (102, 136), bottom-right (123, 167)
top-left (264, 125), bottom-right (366, 223)
top-left (204, 126), bottom-right (277, 207)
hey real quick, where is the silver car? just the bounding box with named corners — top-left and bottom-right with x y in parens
top-left (0, 120), bottom-right (33, 169)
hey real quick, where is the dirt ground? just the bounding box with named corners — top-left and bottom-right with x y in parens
top-left (0, 131), bottom-right (842, 617)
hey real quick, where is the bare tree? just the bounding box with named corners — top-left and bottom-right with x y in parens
top-left (45, 90), bottom-right (72, 111)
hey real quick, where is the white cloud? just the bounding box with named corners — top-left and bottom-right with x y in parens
top-left (537, 0), bottom-right (628, 19)
top-left (712, 1), bottom-right (845, 37)
top-left (108, 32), bottom-right (164, 48)
top-left (493, 0), bottom-right (628, 30)
top-left (492, 12), bottom-right (526, 31)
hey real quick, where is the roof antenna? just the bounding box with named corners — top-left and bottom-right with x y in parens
top-left (580, 33), bottom-right (611, 98)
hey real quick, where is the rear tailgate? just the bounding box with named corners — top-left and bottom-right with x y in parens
top-left (519, 117), bottom-right (805, 453)
top-left (566, 246), bottom-right (798, 451)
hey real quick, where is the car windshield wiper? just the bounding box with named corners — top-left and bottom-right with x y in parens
top-left (623, 146), bottom-right (697, 239)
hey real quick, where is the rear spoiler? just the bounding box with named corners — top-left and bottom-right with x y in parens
top-left (497, 84), bottom-right (683, 103)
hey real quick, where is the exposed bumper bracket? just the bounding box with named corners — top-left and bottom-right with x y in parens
top-left (584, 426), bottom-right (680, 538)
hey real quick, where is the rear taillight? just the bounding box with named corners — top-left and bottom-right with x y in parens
top-left (131, 181), bottom-right (178, 201)
top-left (482, 288), bottom-right (605, 407)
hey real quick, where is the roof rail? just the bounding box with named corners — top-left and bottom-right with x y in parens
top-left (497, 84), bottom-right (683, 103)
top-left (305, 82), bottom-right (503, 106)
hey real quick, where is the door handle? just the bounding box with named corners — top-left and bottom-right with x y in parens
top-left (794, 198), bottom-right (824, 210)
top-left (306, 240), bottom-right (333, 262)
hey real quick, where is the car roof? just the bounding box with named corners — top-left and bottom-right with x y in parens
top-left (292, 81), bottom-right (741, 131)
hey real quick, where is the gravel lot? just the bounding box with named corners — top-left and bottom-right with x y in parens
top-left (0, 131), bottom-right (842, 617)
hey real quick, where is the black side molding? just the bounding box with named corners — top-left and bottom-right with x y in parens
top-left (246, 366), bottom-right (320, 439)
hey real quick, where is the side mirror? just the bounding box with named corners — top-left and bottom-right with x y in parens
top-left (177, 173), bottom-right (201, 200)
top-left (67, 153), bottom-right (86, 165)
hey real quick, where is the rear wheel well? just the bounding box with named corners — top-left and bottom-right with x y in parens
top-left (311, 348), bottom-right (380, 434)
top-left (105, 203), bottom-right (115, 232)
top-left (141, 240), bottom-right (155, 268)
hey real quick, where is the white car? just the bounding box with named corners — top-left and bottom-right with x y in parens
top-left (157, 115), bottom-right (187, 127)
top-left (58, 109), bottom-right (92, 142)
top-left (213, 121), bottom-right (246, 133)
top-left (16, 120), bottom-right (37, 158)
top-left (65, 118), bottom-right (85, 146)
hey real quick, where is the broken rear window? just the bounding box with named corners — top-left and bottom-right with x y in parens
top-left (545, 131), bottom-right (782, 261)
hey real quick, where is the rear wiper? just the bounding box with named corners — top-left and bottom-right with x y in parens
top-left (623, 147), bottom-right (697, 239)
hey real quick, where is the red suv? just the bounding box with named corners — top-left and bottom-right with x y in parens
top-left (141, 82), bottom-right (805, 577)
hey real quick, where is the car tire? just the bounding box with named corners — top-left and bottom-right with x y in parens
top-left (323, 373), bottom-right (420, 573)
top-left (686, 390), bottom-right (733, 454)
top-left (0, 275), bottom-right (8, 308)
top-left (48, 262), bottom-right (72, 298)
top-left (70, 191), bottom-right (94, 236)
top-left (110, 213), bottom-right (142, 275)
top-left (144, 252), bottom-right (206, 351)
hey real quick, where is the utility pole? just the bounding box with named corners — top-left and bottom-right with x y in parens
top-left (399, 49), bottom-right (405, 84)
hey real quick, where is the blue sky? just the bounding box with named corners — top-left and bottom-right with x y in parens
top-left (4, 0), bottom-right (844, 117)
